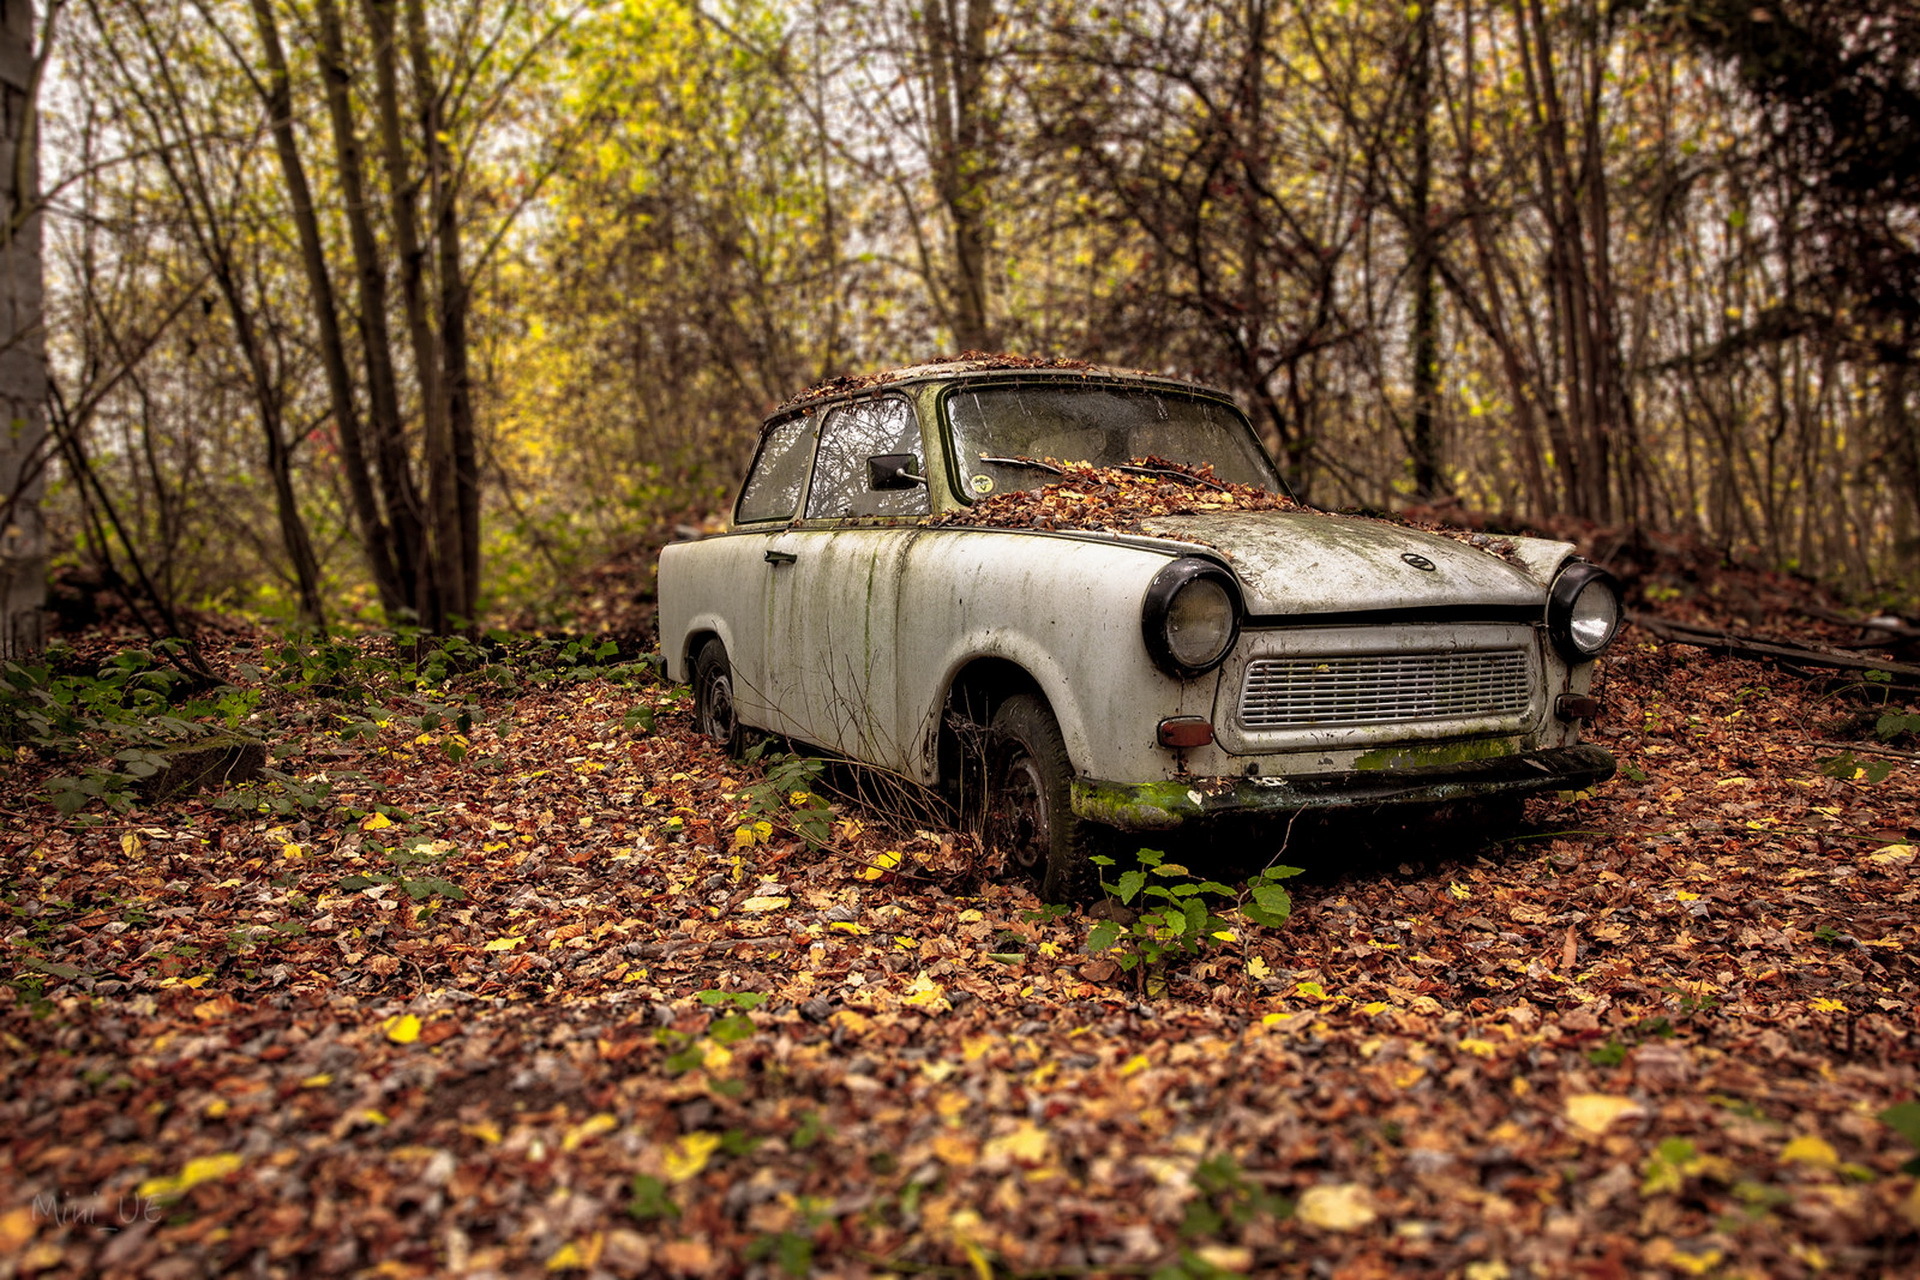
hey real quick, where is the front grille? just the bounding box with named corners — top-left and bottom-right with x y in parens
top-left (1238, 649), bottom-right (1531, 730)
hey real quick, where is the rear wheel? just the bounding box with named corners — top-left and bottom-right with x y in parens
top-left (986, 694), bottom-right (1101, 902)
top-left (692, 639), bottom-right (741, 754)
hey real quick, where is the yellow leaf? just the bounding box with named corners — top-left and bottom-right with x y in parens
top-left (1458, 1038), bottom-right (1498, 1059)
top-left (984, 1120), bottom-right (1051, 1165)
top-left (665, 1131), bottom-right (722, 1182)
top-left (137, 1152), bottom-right (244, 1198)
top-left (902, 972), bottom-right (951, 1013)
top-left (932, 1133), bottom-right (977, 1165)
top-left (1247, 956), bottom-right (1272, 980)
top-left (829, 921), bottom-right (866, 934)
top-left (1870, 843), bottom-right (1915, 866)
top-left (121, 831), bottom-right (143, 856)
top-left (1194, 1245), bottom-right (1253, 1271)
top-left (299, 1073), bottom-right (333, 1088)
top-left (384, 1014), bottom-right (422, 1044)
top-left (1449, 881), bottom-right (1471, 900)
top-left (462, 1122), bottom-right (501, 1144)
top-left (483, 937), bottom-right (521, 952)
top-left (1809, 998), bottom-right (1846, 1013)
top-left (546, 1234), bottom-right (604, 1270)
top-left (1670, 1249), bottom-right (1724, 1275)
top-left (1120, 1054), bottom-right (1151, 1076)
top-left (740, 896), bottom-right (790, 913)
top-left (280, 842), bottom-right (303, 860)
top-left (1565, 1093), bottom-right (1642, 1137)
top-left (361, 812), bottom-right (393, 830)
top-left (1463, 1263), bottom-right (1511, 1280)
top-left (1780, 1134), bottom-right (1839, 1168)
top-left (857, 850), bottom-right (903, 881)
top-left (0, 1206), bottom-right (37, 1253)
top-left (563, 1113), bottom-right (619, 1152)
top-left (1296, 1183), bottom-right (1377, 1231)
top-left (1675, 890), bottom-right (1701, 902)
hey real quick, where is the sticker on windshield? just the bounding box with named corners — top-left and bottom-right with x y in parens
top-left (970, 474), bottom-right (995, 495)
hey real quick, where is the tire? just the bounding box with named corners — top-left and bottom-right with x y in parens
top-left (986, 693), bottom-right (1101, 902)
top-left (692, 639), bottom-right (741, 754)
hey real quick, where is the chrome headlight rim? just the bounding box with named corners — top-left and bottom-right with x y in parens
top-left (1142, 557), bottom-right (1242, 678)
top-left (1547, 561), bottom-right (1623, 660)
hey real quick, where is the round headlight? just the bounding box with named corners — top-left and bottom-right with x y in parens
top-left (1143, 559), bottom-right (1241, 677)
top-left (1547, 562), bottom-right (1622, 659)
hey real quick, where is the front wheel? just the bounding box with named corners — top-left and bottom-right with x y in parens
top-left (986, 693), bottom-right (1101, 902)
top-left (692, 639), bottom-right (741, 754)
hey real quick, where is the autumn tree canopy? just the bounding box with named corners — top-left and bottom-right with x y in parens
top-left (25, 0), bottom-right (1920, 627)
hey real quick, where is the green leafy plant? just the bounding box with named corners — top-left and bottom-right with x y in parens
top-left (1880, 1101), bottom-right (1920, 1175)
top-left (1085, 850), bottom-right (1301, 976)
top-left (738, 746), bottom-right (833, 849)
top-left (1178, 1151), bottom-right (1292, 1239)
top-left (337, 839), bottom-right (467, 901)
top-left (1817, 751), bottom-right (1895, 785)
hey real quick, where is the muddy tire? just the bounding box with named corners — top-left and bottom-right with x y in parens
top-left (692, 639), bottom-right (741, 754)
top-left (986, 694), bottom-right (1102, 902)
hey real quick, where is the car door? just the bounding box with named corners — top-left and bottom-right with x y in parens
top-left (720, 415), bottom-right (817, 737)
top-left (776, 396), bottom-right (929, 765)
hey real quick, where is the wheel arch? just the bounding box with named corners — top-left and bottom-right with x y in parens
top-left (934, 656), bottom-right (1053, 789)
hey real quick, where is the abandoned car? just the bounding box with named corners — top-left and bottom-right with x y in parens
top-left (657, 360), bottom-right (1619, 898)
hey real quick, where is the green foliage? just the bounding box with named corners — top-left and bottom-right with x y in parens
top-left (738, 745), bottom-right (833, 849)
top-left (3, 644), bottom-right (262, 815)
top-left (627, 1173), bottom-right (679, 1222)
top-left (1177, 1151), bottom-right (1292, 1240)
top-left (337, 839), bottom-right (467, 902)
top-left (1816, 751), bottom-right (1895, 785)
top-left (1877, 709), bottom-right (1920, 742)
top-left (1085, 850), bottom-right (1301, 974)
top-left (1879, 1101), bottom-right (1920, 1175)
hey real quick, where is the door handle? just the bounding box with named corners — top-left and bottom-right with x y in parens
top-left (765, 548), bottom-right (797, 565)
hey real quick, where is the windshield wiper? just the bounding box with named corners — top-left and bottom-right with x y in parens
top-left (976, 455), bottom-right (1065, 475)
top-left (1114, 462), bottom-right (1230, 492)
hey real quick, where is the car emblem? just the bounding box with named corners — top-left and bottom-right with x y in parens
top-left (1401, 552), bottom-right (1437, 572)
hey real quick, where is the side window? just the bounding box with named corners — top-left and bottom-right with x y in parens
top-left (805, 398), bottom-right (929, 519)
top-left (735, 417), bottom-right (815, 524)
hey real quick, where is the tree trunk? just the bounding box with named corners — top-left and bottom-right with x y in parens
top-left (1409, 0), bottom-right (1441, 500)
top-left (313, 0), bottom-right (435, 625)
top-left (924, 0), bottom-right (993, 352)
top-left (246, 0), bottom-right (403, 614)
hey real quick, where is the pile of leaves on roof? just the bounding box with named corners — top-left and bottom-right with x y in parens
top-left (929, 457), bottom-right (1303, 533)
top-left (4, 615), bottom-right (1918, 1276)
top-left (779, 352), bottom-right (1123, 409)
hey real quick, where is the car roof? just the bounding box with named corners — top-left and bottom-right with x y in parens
top-left (767, 357), bottom-right (1232, 428)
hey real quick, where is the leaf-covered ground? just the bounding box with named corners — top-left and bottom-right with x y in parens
top-left (3, 628), bottom-right (1919, 1278)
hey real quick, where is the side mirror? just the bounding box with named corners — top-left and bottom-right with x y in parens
top-left (867, 453), bottom-right (926, 490)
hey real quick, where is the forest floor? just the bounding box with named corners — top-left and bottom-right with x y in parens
top-left (4, 552), bottom-right (1920, 1277)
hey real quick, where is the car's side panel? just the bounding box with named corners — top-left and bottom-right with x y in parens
top-left (657, 532), bottom-right (788, 730)
top-left (886, 530), bottom-right (1213, 785)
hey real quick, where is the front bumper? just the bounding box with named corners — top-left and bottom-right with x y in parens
top-left (1069, 743), bottom-right (1616, 831)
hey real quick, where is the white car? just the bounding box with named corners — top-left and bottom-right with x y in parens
top-left (657, 360), bottom-right (1619, 899)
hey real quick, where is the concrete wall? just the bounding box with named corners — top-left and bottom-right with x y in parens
top-left (0, 0), bottom-right (44, 659)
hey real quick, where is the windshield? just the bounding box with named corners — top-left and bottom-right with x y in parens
top-left (943, 383), bottom-right (1282, 500)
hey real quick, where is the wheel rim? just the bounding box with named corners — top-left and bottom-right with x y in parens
top-left (700, 670), bottom-right (736, 742)
top-left (991, 749), bottom-right (1050, 877)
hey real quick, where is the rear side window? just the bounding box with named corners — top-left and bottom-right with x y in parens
top-left (805, 398), bottom-right (928, 519)
top-left (735, 417), bottom-right (815, 524)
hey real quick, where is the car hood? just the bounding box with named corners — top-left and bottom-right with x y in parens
top-left (1135, 511), bottom-right (1565, 616)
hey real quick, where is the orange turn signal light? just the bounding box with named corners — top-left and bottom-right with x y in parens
top-left (1156, 717), bottom-right (1215, 749)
